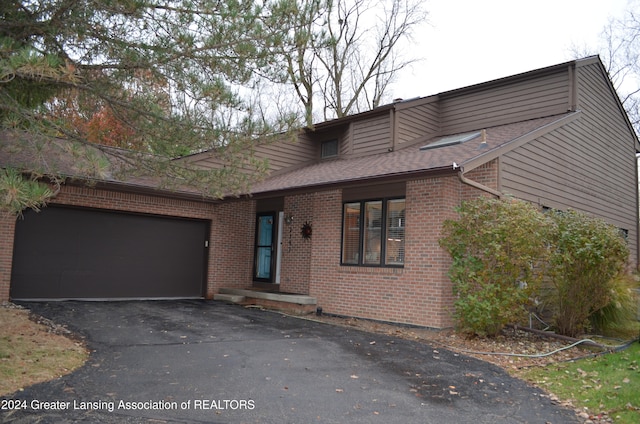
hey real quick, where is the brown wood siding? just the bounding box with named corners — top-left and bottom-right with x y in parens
top-left (339, 125), bottom-right (353, 156)
top-left (500, 63), bottom-right (638, 263)
top-left (187, 134), bottom-right (317, 173)
top-left (440, 70), bottom-right (571, 134)
top-left (351, 114), bottom-right (391, 155)
top-left (396, 102), bottom-right (439, 145)
top-left (254, 134), bottom-right (317, 172)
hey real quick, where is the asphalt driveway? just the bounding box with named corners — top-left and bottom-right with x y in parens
top-left (2, 300), bottom-right (579, 423)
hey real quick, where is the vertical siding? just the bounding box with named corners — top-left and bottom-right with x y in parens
top-left (351, 114), bottom-right (391, 155)
top-left (500, 62), bottom-right (638, 265)
top-left (440, 70), bottom-right (571, 134)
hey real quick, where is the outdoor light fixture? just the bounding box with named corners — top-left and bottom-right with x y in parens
top-left (285, 215), bottom-right (293, 225)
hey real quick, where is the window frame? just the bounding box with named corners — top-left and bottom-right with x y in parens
top-left (321, 139), bottom-right (339, 159)
top-left (341, 197), bottom-right (405, 268)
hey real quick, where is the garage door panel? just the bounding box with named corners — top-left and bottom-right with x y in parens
top-left (11, 207), bottom-right (208, 299)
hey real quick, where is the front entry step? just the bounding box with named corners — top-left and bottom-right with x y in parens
top-left (213, 293), bottom-right (246, 304)
top-left (217, 288), bottom-right (317, 315)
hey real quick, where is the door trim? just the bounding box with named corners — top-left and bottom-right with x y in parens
top-left (253, 212), bottom-right (276, 283)
top-left (275, 211), bottom-right (284, 284)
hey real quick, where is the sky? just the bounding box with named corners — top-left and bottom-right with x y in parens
top-left (391, 0), bottom-right (632, 99)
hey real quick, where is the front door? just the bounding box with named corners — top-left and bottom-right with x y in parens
top-left (254, 213), bottom-right (276, 282)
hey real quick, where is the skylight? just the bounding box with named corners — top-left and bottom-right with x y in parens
top-left (420, 131), bottom-right (481, 150)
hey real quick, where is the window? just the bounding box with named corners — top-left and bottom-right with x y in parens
top-left (419, 131), bottom-right (481, 150)
top-left (321, 139), bottom-right (339, 158)
top-left (341, 198), bottom-right (405, 266)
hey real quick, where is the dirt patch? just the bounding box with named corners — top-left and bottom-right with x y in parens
top-left (0, 303), bottom-right (88, 396)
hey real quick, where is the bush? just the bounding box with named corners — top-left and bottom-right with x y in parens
top-left (546, 210), bottom-right (630, 338)
top-left (439, 197), bottom-right (550, 337)
top-left (440, 199), bottom-right (634, 338)
top-left (588, 273), bottom-right (639, 338)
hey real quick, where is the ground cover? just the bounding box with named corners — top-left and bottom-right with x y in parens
top-left (0, 304), bottom-right (87, 396)
top-left (518, 343), bottom-right (640, 424)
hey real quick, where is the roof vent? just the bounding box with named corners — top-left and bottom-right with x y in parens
top-left (420, 131), bottom-right (481, 151)
top-left (477, 129), bottom-right (488, 149)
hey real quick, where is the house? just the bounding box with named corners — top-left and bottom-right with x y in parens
top-left (1, 56), bottom-right (638, 329)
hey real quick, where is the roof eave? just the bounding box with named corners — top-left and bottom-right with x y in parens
top-left (244, 166), bottom-right (457, 200)
top-left (47, 176), bottom-right (223, 204)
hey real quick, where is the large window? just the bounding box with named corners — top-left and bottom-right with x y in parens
top-left (342, 198), bottom-right (405, 266)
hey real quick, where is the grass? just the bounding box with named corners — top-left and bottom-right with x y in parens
top-left (518, 342), bottom-right (640, 423)
top-left (0, 307), bottom-right (88, 396)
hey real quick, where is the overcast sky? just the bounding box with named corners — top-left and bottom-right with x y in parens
top-left (391, 0), bottom-right (631, 99)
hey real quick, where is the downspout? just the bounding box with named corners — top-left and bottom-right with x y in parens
top-left (457, 129), bottom-right (503, 198)
top-left (458, 170), bottom-right (503, 198)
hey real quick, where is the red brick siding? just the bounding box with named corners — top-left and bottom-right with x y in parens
top-left (279, 194), bottom-right (314, 294)
top-left (461, 160), bottom-right (500, 200)
top-left (0, 212), bottom-right (16, 301)
top-left (208, 199), bottom-right (255, 294)
top-left (0, 184), bottom-right (221, 301)
top-left (52, 185), bottom-right (216, 219)
top-left (1, 167), bottom-right (499, 327)
top-left (304, 178), bottom-right (465, 329)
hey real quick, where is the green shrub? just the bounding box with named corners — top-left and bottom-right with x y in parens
top-left (588, 273), bottom-right (639, 338)
top-left (545, 210), bottom-right (629, 338)
top-left (440, 197), bottom-right (550, 337)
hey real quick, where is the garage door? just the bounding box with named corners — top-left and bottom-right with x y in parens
top-left (11, 207), bottom-right (208, 299)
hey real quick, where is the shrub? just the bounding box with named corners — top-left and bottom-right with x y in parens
top-left (545, 210), bottom-right (630, 338)
top-left (588, 273), bottom-right (639, 338)
top-left (440, 197), bottom-right (550, 337)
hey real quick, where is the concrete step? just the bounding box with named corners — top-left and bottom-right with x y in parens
top-left (219, 288), bottom-right (316, 305)
top-left (213, 293), bottom-right (245, 304)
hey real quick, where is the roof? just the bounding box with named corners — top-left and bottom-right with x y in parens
top-left (250, 113), bottom-right (579, 195)
top-left (3, 56), bottom-right (633, 201)
top-left (0, 130), bottom-right (212, 201)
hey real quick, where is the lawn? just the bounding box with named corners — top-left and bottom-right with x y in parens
top-left (0, 306), bottom-right (88, 396)
top-left (518, 342), bottom-right (640, 424)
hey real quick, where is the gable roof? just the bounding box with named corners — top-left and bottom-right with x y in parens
top-left (250, 112), bottom-right (579, 195)
top-left (3, 57), bottom-right (636, 202)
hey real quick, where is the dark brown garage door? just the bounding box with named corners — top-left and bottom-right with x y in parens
top-left (11, 207), bottom-right (208, 299)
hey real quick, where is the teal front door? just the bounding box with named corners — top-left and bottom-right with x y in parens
top-left (254, 213), bottom-right (275, 282)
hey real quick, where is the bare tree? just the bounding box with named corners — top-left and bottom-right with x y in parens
top-left (268, 0), bottom-right (427, 126)
top-left (573, 0), bottom-right (640, 134)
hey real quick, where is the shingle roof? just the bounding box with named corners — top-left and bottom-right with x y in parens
top-left (250, 113), bottom-right (576, 195)
top-left (1, 112), bottom-right (577, 199)
top-left (0, 130), bottom-right (201, 197)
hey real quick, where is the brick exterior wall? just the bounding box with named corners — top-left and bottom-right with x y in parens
top-left (298, 163), bottom-right (500, 329)
top-left (1, 162), bottom-right (499, 329)
top-left (461, 160), bottom-right (500, 200)
top-left (279, 194), bottom-right (314, 294)
top-left (208, 198), bottom-right (255, 294)
top-left (0, 212), bottom-right (16, 301)
top-left (303, 176), bottom-right (467, 329)
top-left (0, 184), bottom-right (221, 301)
